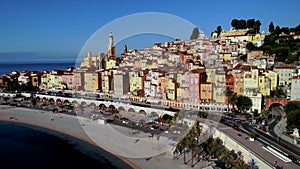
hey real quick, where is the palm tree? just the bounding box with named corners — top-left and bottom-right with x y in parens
top-left (207, 144), bottom-right (217, 158)
top-left (232, 160), bottom-right (250, 169)
top-left (225, 87), bottom-right (237, 113)
top-left (219, 150), bottom-right (234, 169)
top-left (194, 121), bottom-right (202, 142)
top-left (190, 138), bottom-right (199, 167)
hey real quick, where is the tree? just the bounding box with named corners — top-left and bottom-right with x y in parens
top-left (249, 132), bottom-right (256, 138)
top-left (273, 87), bottom-right (285, 97)
top-left (217, 25), bottom-right (222, 37)
top-left (246, 19), bottom-right (255, 29)
top-left (239, 54), bottom-right (247, 62)
top-left (281, 27), bottom-right (290, 35)
top-left (190, 27), bottom-right (200, 40)
top-left (208, 144), bottom-right (217, 158)
top-left (262, 110), bottom-right (270, 118)
top-left (254, 20), bottom-right (261, 33)
top-left (284, 102), bottom-right (300, 115)
top-left (226, 87), bottom-right (237, 112)
top-left (239, 19), bottom-right (247, 29)
top-left (246, 42), bottom-right (258, 51)
top-left (233, 160), bottom-right (250, 169)
top-left (219, 150), bottom-right (234, 169)
top-left (275, 25), bottom-right (281, 34)
top-left (269, 22), bottom-right (275, 33)
top-left (236, 95), bottom-right (252, 113)
top-left (231, 19), bottom-right (238, 29)
top-left (286, 109), bottom-right (300, 130)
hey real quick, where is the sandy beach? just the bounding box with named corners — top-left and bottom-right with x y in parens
top-left (0, 105), bottom-right (209, 169)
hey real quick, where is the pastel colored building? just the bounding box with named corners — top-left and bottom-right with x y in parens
top-left (176, 73), bottom-right (189, 102)
top-left (18, 72), bottom-right (31, 85)
top-left (248, 33), bottom-right (265, 47)
top-left (84, 72), bottom-right (100, 92)
top-left (233, 71), bottom-right (244, 96)
top-left (113, 71), bottom-right (129, 98)
top-left (73, 70), bottom-right (85, 91)
top-left (167, 78), bottom-right (177, 101)
top-left (200, 82), bottom-right (212, 103)
top-left (61, 71), bottom-right (74, 90)
top-left (244, 89), bottom-right (262, 114)
top-left (49, 70), bottom-right (64, 90)
top-left (267, 70), bottom-right (278, 91)
top-left (258, 74), bottom-right (271, 96)
top-left (30, 72), bottom-right (41, 87)
top-left (100, 70), bottom-right (112, 93)
top-left (291, 75), bottom-right (300, 100)
top-left (274, 66), bottom-right (297, 86)
top-left (243, 66), bottom-right (259, 91)
top-left (157, 76), bottom-right (168, 100)
top-left (105, 59), bottom-right (117, 70)
top-left (129, 71), bottom-right (143, 95)
top-left (40, 71), bottom-right (50, 90)
top-left (247, 50), bottom-right (264, 62)
top-left (213, 72), bottom-right (226, 103)
top-left (188, 69), bottom-right (207, 103)
top-left (80, 51), bottom-right (101, 69)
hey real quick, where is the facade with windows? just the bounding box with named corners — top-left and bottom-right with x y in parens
top-left (291, 75), bottom-right (300, 100)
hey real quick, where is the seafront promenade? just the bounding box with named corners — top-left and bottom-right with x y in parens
top-left (0, 105), bottom-right (213, 169)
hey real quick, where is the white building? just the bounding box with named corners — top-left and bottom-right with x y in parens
top-left (274, 66), bottom-right (297, 86)
top-left (113, 71), bottom-right (129, 98)
top-left (18, 72), bottom-right (30, 85)
top-left (245, 88), bottom-right (262, 114)
top-left (291, 75), bottom-right (300, 100)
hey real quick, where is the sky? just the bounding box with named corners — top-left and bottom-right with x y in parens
top-left (0, 0), bottom-right (300, 63)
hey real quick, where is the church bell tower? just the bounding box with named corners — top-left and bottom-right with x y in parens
top-left (108, 32), bottom-right (116, 58)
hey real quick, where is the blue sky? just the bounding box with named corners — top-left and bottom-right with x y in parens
top-left (0, 0), bottom-right (300, 63)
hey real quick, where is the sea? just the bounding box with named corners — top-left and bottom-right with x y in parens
top-left (0, 120), bottom-right (132, 169)
top-left (0, 62), bottom-right (76, 76)
top-left (0, 62), bottom-right (133, 169)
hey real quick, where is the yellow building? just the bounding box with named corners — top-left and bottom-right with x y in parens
top-left (129, 71), bottom-right (142, 93)
top-left (99, 70), bottom-right (111, 93)
top-left (80, 51), bottom-right (100, 69)
top-left (258, 74), bottom-right (271, 96)
top-left (267, 70), bottom-right (278, 91)
top-left (248, 33), bottom-right (265, 47)
top-left (167, 78), bottom-right (176, 100)
top-left (40, 71), bottom-right (51, 90)
top-left (213, 73), bottom-right (226, 103)
top-left (84, 72), bottom-right (100, 92)
top-left (176, 73), bottom-right (189, 102)
top-left (219, 53), bottom-right (232, 61)
top-left (105, 59), bottom-right (116, 70)
top-left (206, 68), bottom-right (216, 83)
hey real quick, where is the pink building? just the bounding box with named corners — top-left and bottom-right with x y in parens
top-left (188, 69), bottom-right (207, 103)
top-left (61, 71), bottom-right (74, 90)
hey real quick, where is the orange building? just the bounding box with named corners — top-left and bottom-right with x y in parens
top-left (200, 82), bottom-right (212, 103)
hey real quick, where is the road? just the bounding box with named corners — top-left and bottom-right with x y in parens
top-left (240, 107), bottom-right (300, 166)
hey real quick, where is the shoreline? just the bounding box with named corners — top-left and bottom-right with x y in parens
top-left (0, 106), bottom-right (141, 169)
